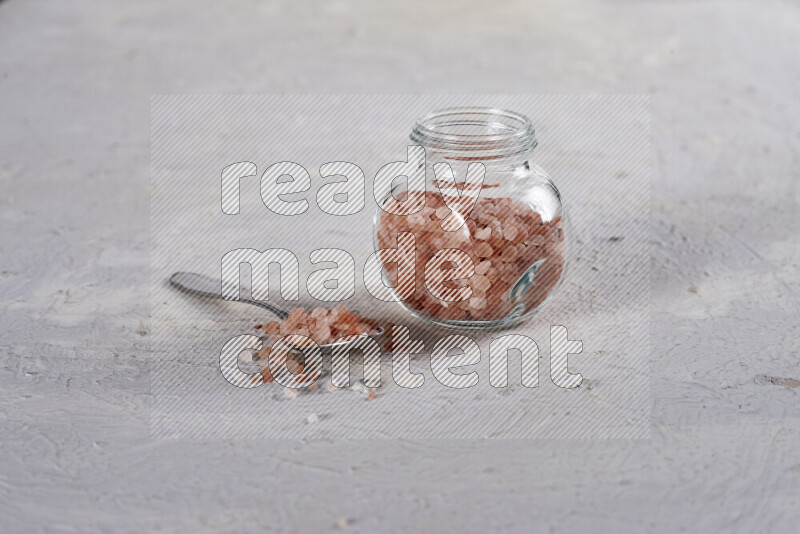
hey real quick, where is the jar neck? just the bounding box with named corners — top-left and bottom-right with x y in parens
top-left (410, 107), bottom-right (537, 162)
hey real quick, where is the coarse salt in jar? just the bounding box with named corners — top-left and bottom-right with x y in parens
top-left (373, 107), bottom-right (567, 329)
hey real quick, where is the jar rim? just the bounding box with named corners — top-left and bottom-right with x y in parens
top-left (410, 107), bottom-right (537, 156)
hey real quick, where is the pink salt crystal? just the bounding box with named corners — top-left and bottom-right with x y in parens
top-left (507, 226), bottom-right (525, 245)
top-left (283, 308), bottom-right (304, 329)
top-left (475, 242), bottom-right (493, 258)
top-left (475, 227), bottom-right (491, 241)
top-left (443, 231), bottom-right (466, 248)
top-left (329, 305), bottom-right (347, 320)
top-left (472, 274), bottom-right (491, 292)
top-left (311, 307), bottom-right (327, 319)
top-left (262, 321), bottom-right (281, 335)
top-left (407, 213), bottom-right (426, 227)
top-left (469, 296), bottom-right (487, 309)
top-left (473, 204), bottom-right (490, 224)
top-left (420, 206), bottom-right (436, 219)
top-left (312, 323), bottom-right (331, 343)
top-left (435, 206), bottom-right (451, 220)
top-left (527, 234), bottom-right (545, 246)
top-left (428, 193), bottom-right (445, 208)
top-left (355, 323), bottom-right (370, 334)
top-left (503, 225), bottom-right (518, 242)
top-left (280, 321), bottom-right (295, 335)
top-left (475, 260), bottom-right (491, 275)
top-left (490, 219), bottom-right (503, 235)
top-left (501, 245), bottom-right (519, 262)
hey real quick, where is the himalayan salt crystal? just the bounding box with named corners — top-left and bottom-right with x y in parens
top-left (503, 225), bottom-right (518, 242)
top-left (254, 346), bottom-right (272, 361)
top-left (487, 223), bottom-right (505, 249)
top-left (473, 204), bottom-right (490, 225)
top-left (435, 206), bottom-right (451, 220)
top-left (310, 307), bottom-right (327, 320)
top-left (262, 321), bottom-right (281, 335)
top-left (475, 260), bottom-right (491, 275)
top-left (475, 242), bottom-right (493, 258)
top-left (474, 227), bottom-right (491, 241)
top-left (407, 212), bottom-right (426, 227)
top-left (469, 296), bottom-right (487, 309)
top-left (355, 323), bottom-right (371, 334)
top-left (527, 234), bottom-right (545, 246)
top-left (420, 206), bottom-right (437, 219)
top-left (283, 307), bottom-right (305, 328)
top-left (332, 313), bottom-right (358, 332)
top-left (260, 367), bottom-right (274, 383)
top-left (280, 320), bottom-right (295, 335)
top-left (311, 322), bottom-right (331, 342)
top-left (428, 193), bottom-right (445, 209)
top-left (472, 274), bottom-right (491, 292)
top-left (442, 230), bottom-right (467, 248)
top-left (510, 225), bottom-right (528, 244)
top-left (489, 220), bottom-right (503, 237)
top-left (501, 244), bottom-right (519, 262)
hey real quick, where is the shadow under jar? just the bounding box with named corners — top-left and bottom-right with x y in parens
top-left (374, 107), bottom-right (567, 330)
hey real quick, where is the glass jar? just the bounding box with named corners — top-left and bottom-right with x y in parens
top-left (373, 107), bottom-right (567, 330)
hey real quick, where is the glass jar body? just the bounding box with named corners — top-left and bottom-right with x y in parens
top-left (373, 109), bottom-right (567, 330)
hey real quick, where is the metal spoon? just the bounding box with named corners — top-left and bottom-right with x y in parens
top-left (169, 271), bottom-right (384, 351)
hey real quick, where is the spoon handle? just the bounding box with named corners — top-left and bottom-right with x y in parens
top-left (169, 271), bottom-right (290, 320)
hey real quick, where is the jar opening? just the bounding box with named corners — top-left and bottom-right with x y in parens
top-left (410, 107), bottom-right (537, 158)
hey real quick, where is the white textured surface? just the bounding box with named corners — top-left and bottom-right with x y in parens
top-left (1, 0), bottom-right (799, 532)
